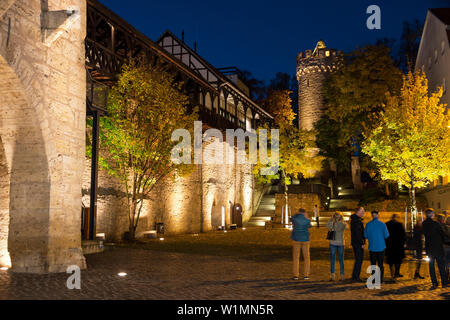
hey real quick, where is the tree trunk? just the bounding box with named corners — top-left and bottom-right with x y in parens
top-left (409, 180), bottom-right (417, 231)
top-left (281, 170), bottom-right (289, 226)
top-left (129, 200), bottom-right (137, 241)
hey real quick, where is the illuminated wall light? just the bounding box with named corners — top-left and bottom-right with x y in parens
top-left (224, 230), bottom-right (228, 233)
top-left (117, 272), bottom-right (127, 277)
top-left (221, 206), bottom-right (225, 228)
top-left (338, 187), bottom-right (342, 191)
top-left (242, 228), bottom-right (246, 230)
top-left (424, 256), bottom-right (430, 262)
top-left (159, 237), bottom-right (165, 241)
top-left (0, 266), bottom-right (8, 271)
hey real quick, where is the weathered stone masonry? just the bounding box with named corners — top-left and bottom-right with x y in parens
top-left (0, 0), bottom-right (86, 273)
top-left (82, 138), bottom-right (264, 240)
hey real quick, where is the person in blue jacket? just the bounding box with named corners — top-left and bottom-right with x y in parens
top-left (364, 210), bottom-right (390, 283)
top-left (290, 208), bottom-right (312, 280)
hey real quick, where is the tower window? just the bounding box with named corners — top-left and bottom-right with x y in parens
top-left (325, 50), bottom-right (330, 57)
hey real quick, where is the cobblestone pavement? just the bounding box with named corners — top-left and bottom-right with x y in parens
top-left (0, 229), bottom-right (449, 300)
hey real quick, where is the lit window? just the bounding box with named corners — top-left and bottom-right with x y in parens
top-left (325, 50), bottom-right (330, 57)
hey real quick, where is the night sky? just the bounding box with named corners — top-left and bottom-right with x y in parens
top-left (100, 0), bottom-right (450, 84)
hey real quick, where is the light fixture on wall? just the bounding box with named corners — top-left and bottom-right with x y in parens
top-left (0, 267), bottom-right (8, 271)
top-left (117, 272), bottom-right (127, 277)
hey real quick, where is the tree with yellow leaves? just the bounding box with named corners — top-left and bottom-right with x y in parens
top-left (98, 61), bottom-right (197, 240)
top-left (255, 90), bottom-right (323, 223)
top-left (363, 71), bottom-right (450, 223)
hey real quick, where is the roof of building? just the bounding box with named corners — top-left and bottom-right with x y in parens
top-left (429, 8), bottom-right (450, 25)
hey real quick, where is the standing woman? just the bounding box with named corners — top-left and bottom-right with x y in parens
top-left (327, 212), bottom-right (347, 281)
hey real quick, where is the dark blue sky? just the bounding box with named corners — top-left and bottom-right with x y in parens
top-left (101, 0), bottom-right (450, 83)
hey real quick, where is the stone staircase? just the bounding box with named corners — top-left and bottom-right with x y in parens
top-left (245, 186), bottom-right (277, 227)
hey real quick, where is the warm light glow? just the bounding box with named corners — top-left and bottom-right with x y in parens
top-left (159, 238), bottom-right (165, 241)
top-left (221, 206), bottom-right (226, 228)
top-left (424, 256), bottom-right (430, 262)
top-left (338, 187), bottom-right (342, 191)
top-left (242, 228), bottom-right (246, 230)
top-left (0, 266), bottom-right (8, 271)
top-left (118, 272), bottom-right (127, 277)
top-left (224, 230), bottom-right (228, 233)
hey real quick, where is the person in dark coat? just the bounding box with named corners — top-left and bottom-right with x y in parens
top-left (385, 214), bottom-right (406, 280)
top-left (350, 207), bottom-right (365, 282)
top-left (412, 221), bottom-right (425, 279)
top-left (422, 209), bottom-right (448, 289)
top-left (436, 214), bottom-right (450, 281)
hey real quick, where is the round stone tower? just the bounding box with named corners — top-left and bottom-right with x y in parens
top-left (297, 40), bottom-right (341, 131)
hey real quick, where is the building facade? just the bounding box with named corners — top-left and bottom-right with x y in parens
top-left (415, 8), bottom-right (450, 212)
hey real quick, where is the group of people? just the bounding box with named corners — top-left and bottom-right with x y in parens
top-left (290, 207), bottom-right (450, 289)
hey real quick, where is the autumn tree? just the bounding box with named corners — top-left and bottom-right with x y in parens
top-left (321, 43), bottom-right (403, 147)
top-left (99, 61), bottom-right (197, 240)
top-left (255, 90), bottom-right (323, 222)
top-left (362, 71), bottom-right (450, 225)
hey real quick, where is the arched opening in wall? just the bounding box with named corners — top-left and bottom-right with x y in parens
top-left (205, 92), bottom-right (212, 111)
top-left (254, 113), bottom-right (260, 129)
top-left (237, 103), bottom-right (245, 128)
top-left (219, 91), bottom-right (226, 118)
top-left (199, 90), bottom-right (204, 107)
top-left (245, 108), bottom-right (253, 131)
top-left (226, 96), bottom-right (235, 122)
top-left (0, 56), bottom-right (50, 270)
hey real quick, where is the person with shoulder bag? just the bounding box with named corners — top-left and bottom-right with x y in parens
top-left (327, 212), bottom-right (347, 281)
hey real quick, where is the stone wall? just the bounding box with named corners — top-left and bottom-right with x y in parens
top-left (83, 138), bottom-right (262, 240)
top-left (0, 0), bottom-right (86, 273)
top-left (275, 193), bottom-right (321, 218)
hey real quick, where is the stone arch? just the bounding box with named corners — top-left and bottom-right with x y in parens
top-left (204, 91), bottom-right (212, 111)
top-left (226, 94), bottom-right (235, 117)
top-left (245, 108), bottom-right (253, 131)
top-left (0, 55), bottom-right (51, 270)
top-left (237, 102), bottom-right (245, 124)
top-left (254, 113), bottom-right (260, 129)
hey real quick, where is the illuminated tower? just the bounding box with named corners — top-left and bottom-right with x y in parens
top-left (296, 40), bottom-right (340, 130)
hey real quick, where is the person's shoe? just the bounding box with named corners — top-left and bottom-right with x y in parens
top-left (414, 273), bottom-right (425, 279)
top-left (429, 285), bottom-right (438, 291)
top-left (329, 273), bottom-right (335, 281)
top-left (304, 276), bottom-right (310, 280)
top-left (395, 274), bottom-right (404, 278)
top-left (351, 278), bottom-right (365, 283)
top-left (340, 274), bottom-right (345, 281)
top-left (292, 276), bottom-right (299, 280)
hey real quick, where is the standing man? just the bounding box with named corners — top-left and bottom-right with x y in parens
top-left (413, 220), bottom-right (425, 279)
top-left (290, 208), bottom-right (312, 280)
top-left (351, 207), bottom-right (365, 282)
top-left (422, 209), bottom-right (448, 289)
top-left (436, 214), bottom-right (450, 283)
top-left (364, 210), bottom-right (390, 283)
top-left (313, 204), bottom-right (320, 228)
top-left (385, 214), bottom-right (406, 280)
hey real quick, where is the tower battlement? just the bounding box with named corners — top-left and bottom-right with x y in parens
top-left (296, 40), bottom-right (341, 78)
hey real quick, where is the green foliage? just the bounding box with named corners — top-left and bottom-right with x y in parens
top-left (253, 90), bottom-right (323, 185)
top-left (363, 71), bottom-right (450, 214)
top-left (98, 61), bottom-right (198, 239)
top-left (318, 44), bottom-right (403, 160)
